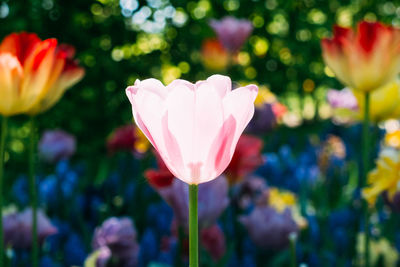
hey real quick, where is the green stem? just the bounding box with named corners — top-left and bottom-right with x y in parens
top-left (189, 184), bottom-right (198, 267)
top-left (289, 232), bottom-right (297, 267)
top-left (362, 92), bottom-right (370, 267)
top-left (0, 116), bottom-right (8, 265)
top-left (28, 116), bottom-right (38, 267)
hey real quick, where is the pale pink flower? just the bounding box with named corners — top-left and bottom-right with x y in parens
top-left (126, 75), bottom-right (258, 185)
top-left (326, 88), bottom-right (358, 111)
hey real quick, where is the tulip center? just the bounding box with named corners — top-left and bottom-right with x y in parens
top-left (188, 162), bottom-right (203, 181)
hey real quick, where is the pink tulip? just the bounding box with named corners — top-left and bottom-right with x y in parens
top-left (126, 75), bottom-right (258, 185)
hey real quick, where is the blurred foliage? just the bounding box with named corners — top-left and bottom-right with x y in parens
top-left (1, 0), bottom-right (400, 175)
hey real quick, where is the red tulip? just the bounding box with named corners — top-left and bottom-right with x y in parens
top-left (321, 21), bottom-right (400, 92)
top-left (0, 32), bottom-right (84, 116)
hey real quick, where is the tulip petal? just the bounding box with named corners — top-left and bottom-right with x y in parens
top-left (126, 79), bottom-right (168, 161)
top-left (165, 79), bottom-right (226, 183)
top-left (193, 81), bottom-right (224, 164)
top-left (167, 79), bottom-right (195, 91)
top-left (204, 74), bottom-right (232, 97)
top-left (161, 111), bottom-right (185, 180)
top-left (165, 82), bottom-right (195, 168)
top-left (0, 53), bottom-right (23, 115)
top-left (0, 32), bottom-right (41, 65)
top-left (223, 84), bottom-right (258, 154)
top-left (204, 115), bottom-right (236, 182)
top-left (29, 57), bottom-right (85, 114)
top-left (19, 39), bottom-right (60, 111)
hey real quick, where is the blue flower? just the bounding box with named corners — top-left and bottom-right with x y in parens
top-left (64, 233), bottom-right (87, 266)
top-left (307, 215), bottom-right (321, 246)
top-left (146, 202), bottom-right (173, 236)
top-left (12, 176), bottom-right (29, 206)
top-left (39, 175), bottom-right (58, 206)
top-left (55, 160), bottom-right (70, 176)
top-left (139, 228), bottom-right (158, 265)
top-left (40, 256), bottom-right (61, 267)
top-left (329, 209), bottom-right (355, 229)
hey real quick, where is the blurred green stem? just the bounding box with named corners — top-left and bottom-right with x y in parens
top-left (28, 116), bottom-right (38, 267)
top-left (0, 116), bottom-right (8, 265)
top-left (189, 184), bottom-right (198, 267)
top-left (362, 92), bottom-right (370, 267)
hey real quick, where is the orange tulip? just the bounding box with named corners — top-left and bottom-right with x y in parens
top-left (201, 38), bottom-right (229, 71)
top-left (0, 32), bottom-right (84, 116)
top-left (321, 21), bottom-right (400, 92)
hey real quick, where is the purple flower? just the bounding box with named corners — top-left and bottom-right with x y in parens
top-left (233, 176), bottom-right (269, 211)
top-left (210, 16), bottom-right (253, 53)
top-left (92, 217), bottom-right (139, 266)
top-left (239, 206), bottom-right (298, 250)
top-left (157, 176), bottom-right (229, 229)
top-left (95, 246), bottom-right (112, 267)
top-left (246, 103), bottom-right (277, 134)
top-left (38, 130), bottom-right (76, 163)
top-left (3, 208), bottom-right (57, 249)
top-left (326, 89), bottom-right (358, 111)
top-left (383, 191), bottom-right (400, 213)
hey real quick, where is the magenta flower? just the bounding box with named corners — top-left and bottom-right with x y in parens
top-left (38, 129), bottom-right (76, 163)
top-left (239, 206), bottom-right (298, 250)
top-left (3, 208), bottom-right (57, 249)
top-left (157, 176), bottom-right (229, 229)
top-left (126, 75), bottom-right (258, 185)
top-left (210, 16), bottom-right (253, 53)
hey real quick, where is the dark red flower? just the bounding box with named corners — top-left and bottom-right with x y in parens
top-left (144, 151), bottom-right (174, 188)
top-left (107, 125), bottom-right (136, 155)
top-left (200, 224), bottom-right (226, 261)
top-left (225, 134), bottom-right (263, 184)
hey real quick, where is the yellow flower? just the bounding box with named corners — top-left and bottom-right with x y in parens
top-left (134, 127), bottom-right (151, 154)
top-left (362, 147), bottom-right (400, 205)
top-left (254, 86), bottom-right (277, 108)
top-left (352, 80), bottom-right (400, 122)
top-left (356, 233), bottom-right (399, 266)
top-left (269, 187), bottom-right (296, 212)
top-left (385, 130), bottom-right (400, 149)
top-left (329, 81), bottom-right (400, 124)
top-left (268, 187), bottom-right (307, 228)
